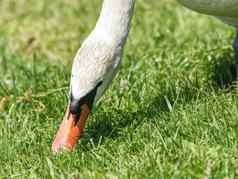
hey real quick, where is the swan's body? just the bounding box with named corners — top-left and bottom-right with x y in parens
top-left (52, 0), bottom-right (238, 152)
top-left (180, 0), bottom-right (238, 18)
top-left (179, 0), bottom-right (238, 26)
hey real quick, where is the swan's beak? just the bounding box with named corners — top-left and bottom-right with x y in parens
top-left (51, 103), bottom-right (90, 153)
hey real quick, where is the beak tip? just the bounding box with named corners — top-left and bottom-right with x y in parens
top-left (51, 104), bottom-right (90, 154)
top-left (51, 119), bottom-right (78, 154)
top-left (51, 141), bottom-right (74, 154)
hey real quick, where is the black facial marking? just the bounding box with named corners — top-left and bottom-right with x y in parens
top-left (69, 81), bottom-right (103, 117)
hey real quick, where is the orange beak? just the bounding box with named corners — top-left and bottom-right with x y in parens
top-left (51, 104), bottom-right (90, 153)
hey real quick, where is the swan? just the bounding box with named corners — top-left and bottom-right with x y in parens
top-left (52, 0), bottom-right (238, 153)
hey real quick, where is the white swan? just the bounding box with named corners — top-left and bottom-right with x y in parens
top-left (52, 0), bottom-right (238, 153)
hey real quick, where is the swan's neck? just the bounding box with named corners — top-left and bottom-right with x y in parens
top-left (94, 0), bottom-right (135, 45)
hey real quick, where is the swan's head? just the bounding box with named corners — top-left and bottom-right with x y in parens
top-left (51, 82), bottom-right (104, 153)
top-left (51, 0), bottom-right (134, 153)
top-left (52, 40), bottom-right (120, 153)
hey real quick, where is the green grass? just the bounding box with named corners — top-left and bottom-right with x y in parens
top-left (1, 0), bottom-right (238, 178)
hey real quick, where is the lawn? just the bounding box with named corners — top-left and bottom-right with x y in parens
top-left (1, 0), bottom-right (238, 178)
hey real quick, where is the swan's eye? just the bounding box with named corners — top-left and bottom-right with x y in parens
top-left (70, 81), bottom-right (103, 116)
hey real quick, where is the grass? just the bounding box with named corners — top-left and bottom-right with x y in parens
top-left (1, 0), bottom-right (238, 178)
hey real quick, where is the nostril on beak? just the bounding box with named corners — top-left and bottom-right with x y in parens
top-left (70, 105), bottom-right (82, 124)
top-left (70, 95), bottom-right (82, 117)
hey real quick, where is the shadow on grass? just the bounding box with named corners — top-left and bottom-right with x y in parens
top-left (80, 86), bottom-right (200, 148)
top-left (209, 50), bottom-right (236, 88)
